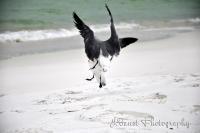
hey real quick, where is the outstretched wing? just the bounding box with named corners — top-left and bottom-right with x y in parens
top-left (119, 37), bottom-right (138, 48)
top-left (105, 4), bottom-right (118, 39)
top-left (73, 12), bottom-right (94, 40)
top-left (105, 4), bottom-right (121, 56)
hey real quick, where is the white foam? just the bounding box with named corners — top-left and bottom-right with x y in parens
top-left (0, 29), bottom-right (78, 43)
top-left (0, 22), bottom-right (140, 43)
top-left (188, 17), bottom-right (200, 23)
top-left (91, 22), bottom-right (141, 33)
top-left (142, 26), bottom-right (195, 32)
top-left (170, 17), bottom-right (200, 24)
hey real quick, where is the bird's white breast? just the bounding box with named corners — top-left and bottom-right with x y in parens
top-left (88, 52), bottom-right (111, 86)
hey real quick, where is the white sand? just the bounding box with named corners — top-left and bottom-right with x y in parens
top-left (0, 31), bottom-right (200, 133)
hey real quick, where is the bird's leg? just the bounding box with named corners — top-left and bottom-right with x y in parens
top-left (86, 75), bottom-right (94, 81)
top-left (99, 76), bottom-right (102, 88)
top-left (110, 56), bottom-right (113, 61)
top-left (89, 60), bottom-right (98, 70)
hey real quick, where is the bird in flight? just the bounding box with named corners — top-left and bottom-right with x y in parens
top-left (73, 4), bottom-right (138, 88)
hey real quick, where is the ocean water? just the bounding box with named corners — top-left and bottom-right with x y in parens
top-left (0, 0), bottom-right (200, 42)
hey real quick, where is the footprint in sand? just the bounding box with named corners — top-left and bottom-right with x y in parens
top-left (64, 90), bottom-right (82, 94)
top-left (183, 83), bottom-right (200, 88)
top-left (79, 103), bottom-right (153, 125)
top-left (80, 109), bottom-right (154, 125)
top-left (0, 93), bottom-right (5, 98)
top-left (191, 83), bottom-right (200, 87)
top-left (7, 128), bottom-right (53, 133)
top-left (174, 78), bottom-right (184, 82)
top-left (35, 99), bottom-right (48, 105)
top-left (83, 104), bottom-right (106, 110)
top-left (10, 109), bottom-right (24, 113)
top-left (118, 93), bottom-right (167, 104)
top-left (48, 110), bottom-right (78, 115)
top-left (191, 105), bottom-right (200, 115)
top-left (34, 91), bottom-right (86, 105)
top-left (117, 110), bottom-right (154, 119)
top-left (172, 105), bottom-right (200, 115)
top-left (190, 74), bottom-right (200, 77)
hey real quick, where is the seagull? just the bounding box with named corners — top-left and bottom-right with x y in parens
top-left (73, 4), bottom-right (138, 88)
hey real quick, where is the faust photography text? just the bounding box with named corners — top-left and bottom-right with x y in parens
top-left (110, 117), bottom-right (191, 129)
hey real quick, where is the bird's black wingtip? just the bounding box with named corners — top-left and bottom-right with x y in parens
top-left (72, 11), bottom-right (76, 17)
top-left (73, 11), bottom-right (80, 19)
top-left (105, 3), bottom-right (108, 8)
top-left (105, 3), bottom-right (109, 11)
top-left (72, 11), bottom-right (80, 23)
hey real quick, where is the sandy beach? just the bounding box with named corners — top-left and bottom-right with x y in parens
top-left (0, 30), bottom-right (199, 133)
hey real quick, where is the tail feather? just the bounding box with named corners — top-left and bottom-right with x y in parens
top-left (119, 37), bottom-right (138, 48)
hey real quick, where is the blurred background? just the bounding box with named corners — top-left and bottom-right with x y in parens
top-left (0, 0), bottom-right (200, 31)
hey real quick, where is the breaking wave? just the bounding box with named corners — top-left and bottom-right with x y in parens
top-left (0, 22), bottom-right (140, 43)
top-left (0, 18), bottom-right (199, 43)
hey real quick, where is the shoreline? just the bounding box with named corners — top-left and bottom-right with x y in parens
top-left (0, 28), bottom-right (198, 60)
